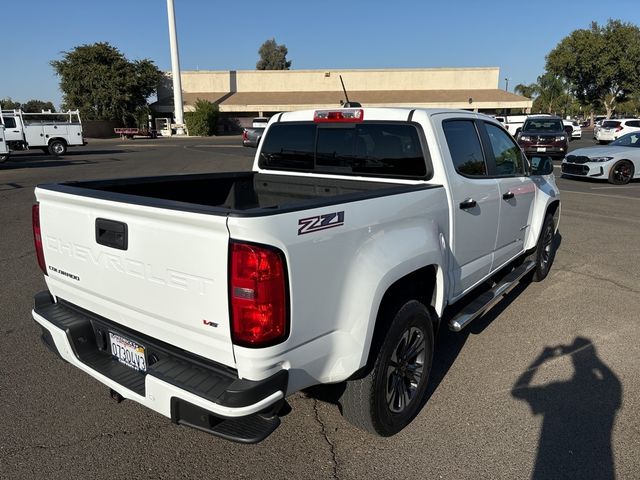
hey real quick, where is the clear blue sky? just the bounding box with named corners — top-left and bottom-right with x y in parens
top-left (3, 0), bottom-right (640, 108)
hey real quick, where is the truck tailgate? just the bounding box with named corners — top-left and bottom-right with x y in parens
top-left (36, 188), bottom-right (235, 368)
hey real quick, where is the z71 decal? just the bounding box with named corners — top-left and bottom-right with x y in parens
top-left (298, 211), bottom-right (345, 235)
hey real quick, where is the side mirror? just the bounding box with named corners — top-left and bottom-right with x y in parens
top-left (530, 155), bottom-right (554, 176)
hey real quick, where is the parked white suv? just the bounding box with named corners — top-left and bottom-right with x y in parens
top-left (563, 120), bottom-right (582, 140)
top-left (595, 118), bottom-right (640, 144)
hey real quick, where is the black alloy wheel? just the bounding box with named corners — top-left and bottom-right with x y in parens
top-left (385, 326), bottom-right (426, 413)
top-left (609, 160), bottom-right (634, 185)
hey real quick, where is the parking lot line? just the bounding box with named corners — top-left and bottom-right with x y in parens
top-left (561, 190), bottom-right (640, 201)
top-left (591, 186), bottom-right (638, 190)
top-left (192, 144), bottom-right (244, 148)
top-left (116, 144), bottom-right (177, 147)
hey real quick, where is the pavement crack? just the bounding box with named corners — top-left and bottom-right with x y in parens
top-left (313, 399), bottom-right (339, 480)
top-left (555, 265), bottom-right (640, 295)
top-left (0, 251), bottom-right (33, 264)
top-left (3, 423), bottom-right (170, 455)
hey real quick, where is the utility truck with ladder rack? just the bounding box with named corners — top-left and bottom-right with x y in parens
top-left (1, 109), bottom-right (86, 156)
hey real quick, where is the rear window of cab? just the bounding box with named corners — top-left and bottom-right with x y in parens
top-left (258, 122), bottom-right (430, 179)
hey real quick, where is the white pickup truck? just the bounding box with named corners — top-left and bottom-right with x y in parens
top-left (1, 109), bottom-right (86, 156)
top-left (31, 107), bottom-right (560, 443)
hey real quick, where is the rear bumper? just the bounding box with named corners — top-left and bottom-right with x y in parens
top-left (33, 290), bottom-right (287, 443)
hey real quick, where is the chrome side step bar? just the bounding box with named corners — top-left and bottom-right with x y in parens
top-left (449, 260), bottom-right (536, 332)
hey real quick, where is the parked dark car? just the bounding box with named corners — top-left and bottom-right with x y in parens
top-left (516, 116), bottom-right (568, 160)
top-left (242, 127), bottom-right (265, 148)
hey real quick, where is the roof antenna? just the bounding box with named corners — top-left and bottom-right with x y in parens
top-left (339, 75), bottom-right (361, 108)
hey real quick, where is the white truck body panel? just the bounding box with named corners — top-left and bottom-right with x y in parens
top-left (35, 188), bottom-right (236, 367)
top-left (227, 186), bottom-right (448, 389)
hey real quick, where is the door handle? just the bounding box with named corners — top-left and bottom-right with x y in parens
top-left (459, 198), bottom-right (477, 210)
top-left (502, 191), bottom-right (515, 200)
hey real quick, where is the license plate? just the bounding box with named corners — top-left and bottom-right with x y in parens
top-left (537, 147), bottom-right (546, 152)
top-left (109, 332), bottom-right (147, 372)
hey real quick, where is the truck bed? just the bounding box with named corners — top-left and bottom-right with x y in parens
top-left (40, 172), bottom-right (431, 216)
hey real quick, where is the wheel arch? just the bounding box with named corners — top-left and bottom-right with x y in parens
top-left (48, 137), bottom-right (68, 146)
top-left (525, 190), bottom-right (561, 251)
top-left (356, 264), bottom-right (442, 378)
top-left (546, 199), bottom-right (561, 232)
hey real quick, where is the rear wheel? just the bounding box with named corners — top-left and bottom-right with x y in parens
top-left (48, 139), bottom-right (67, 156)
top-left (608, 160), bottom-right (634, 185)
top-left (340, 300), bottom-right (434, 436)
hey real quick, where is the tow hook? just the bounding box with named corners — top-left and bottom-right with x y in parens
top-left (110, 389), bottom-right (125, 403)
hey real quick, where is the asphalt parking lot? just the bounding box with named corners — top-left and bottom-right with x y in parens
top-left (1, 133), bottom-right (639, 479)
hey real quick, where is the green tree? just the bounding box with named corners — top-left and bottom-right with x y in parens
top-left (184, 99), bottom-right (219, 136)
top-left (546, 19), bottom-right (640, 118)
top-left (256, 38), bottom-right (292, 70)
top-left (50, 42), bottom-right (162, 125)
top-left (0, 98), bottom-right (56, 112)
top-left (0, 97), bottom-right (22, 110)
top-left (22, 100), bottom-right (56, 113)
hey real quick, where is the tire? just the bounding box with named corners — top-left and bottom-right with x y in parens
top-left (532, 214), bottom-right (556, 282)
top-left (608, 160), bottom-right (634, 185)
top-left (340, 300), bottom-right (434, 436)
top-left (48, 139), bottom-right (67, 156)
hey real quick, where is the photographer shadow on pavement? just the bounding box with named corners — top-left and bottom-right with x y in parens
top-left (512, 337), bottom-right (622, 480)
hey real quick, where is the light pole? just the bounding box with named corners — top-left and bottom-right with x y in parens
top-left (167, 0), bottom-right (185, 135)
top-left (504, 77), bottom-right (510, 92)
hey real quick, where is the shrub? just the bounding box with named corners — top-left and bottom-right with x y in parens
top-left (184, 99), bottom-right (219, 136)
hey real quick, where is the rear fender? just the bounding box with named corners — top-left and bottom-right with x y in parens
top-left (334, 220), bottom-right (445, 374)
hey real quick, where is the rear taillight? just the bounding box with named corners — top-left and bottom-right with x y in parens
top-left (230, 242), bottom-right (288, 347)
top-left (32, 203), bottom-right (47, 275)
top-left (616, 126), bottom-right (623, 132)
top-left (242, 130), bottom-right (248, 140)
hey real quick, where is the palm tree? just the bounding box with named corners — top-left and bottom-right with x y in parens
top-left (513, 83), bottom-right (538, 99)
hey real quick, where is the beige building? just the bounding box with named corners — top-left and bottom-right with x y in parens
top-left (152, 67), bottom-right (532, 127)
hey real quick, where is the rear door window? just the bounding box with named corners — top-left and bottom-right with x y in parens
top-left (2, 117), bottom-right (16, 128)
top-left (259, 122), bottom-right (429, 179)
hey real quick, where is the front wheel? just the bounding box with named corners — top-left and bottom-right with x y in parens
top-left (532, 214), bottom-right (556, 282)
top-left (48, 139), bottom-right (67, 156)
top-left (340, 300), bottom-right (434, 436)
top-left (608, 160), bottom-right (634, 185)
